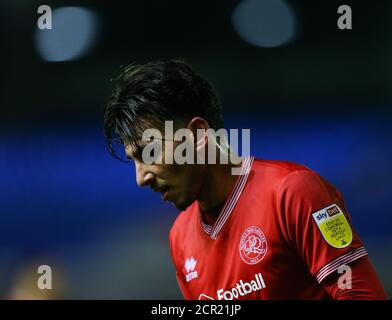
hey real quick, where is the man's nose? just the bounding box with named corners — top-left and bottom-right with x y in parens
top-left (135, 161), bottom-right (154, 187)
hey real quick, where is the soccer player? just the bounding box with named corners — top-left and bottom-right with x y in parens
top-left (103, 59), bottom-right (387, 300)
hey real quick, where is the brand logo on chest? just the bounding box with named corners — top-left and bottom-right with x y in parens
top-left (184, 256), bottom-right (198, 282)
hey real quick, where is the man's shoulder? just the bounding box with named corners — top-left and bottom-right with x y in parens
top-left (250, 158), bottom-right (315, 187)
top-left (252, 158), bottom-right (312, 175)
top-left (249, 158), bottom-right (334, 200)
top-left (251, 158), bottom-right (339, 206)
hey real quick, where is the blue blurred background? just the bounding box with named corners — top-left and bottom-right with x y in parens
top-left (0, 0), bottom-right (391, 298)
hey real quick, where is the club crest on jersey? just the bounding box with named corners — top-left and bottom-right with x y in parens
top-left (312, 204), bottom-right (353, 249)
top-left (184, 256), bottom-right (198, 282)
top-left (239, 226), bottom-right (268, 265)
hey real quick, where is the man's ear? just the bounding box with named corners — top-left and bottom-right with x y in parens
top-left (186, 117), bottom-right (209, 146)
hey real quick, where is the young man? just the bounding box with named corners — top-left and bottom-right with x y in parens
top-left (103, 59), bottom-right (387, 300)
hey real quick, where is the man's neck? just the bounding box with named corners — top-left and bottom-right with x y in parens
top-left (197, 160), bottom-right (242, 226)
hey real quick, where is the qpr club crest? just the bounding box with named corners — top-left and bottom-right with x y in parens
top-left (239, 226), bottom-right (268, 265)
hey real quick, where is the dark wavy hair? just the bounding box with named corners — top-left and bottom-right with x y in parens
top-left (103, 58), bottom-right (224, 161)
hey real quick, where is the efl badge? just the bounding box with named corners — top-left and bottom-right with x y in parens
top-left (312, 204), bottom-right (353, 249)
top-left (239, 226), bottom-right (268, 265)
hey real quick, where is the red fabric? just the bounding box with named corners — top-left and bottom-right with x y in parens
top-left (276, 169), bottom-right (366, 282)
top-left (321, 256), bottom-right (388, 300)
top-left (169, 158), bottom-right (386, 300)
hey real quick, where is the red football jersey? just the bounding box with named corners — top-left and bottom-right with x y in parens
top-left (169, 157), bottom-right (368, 300)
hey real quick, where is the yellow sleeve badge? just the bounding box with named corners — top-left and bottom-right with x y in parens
top-left (312, 204), bottom-right (353, 249)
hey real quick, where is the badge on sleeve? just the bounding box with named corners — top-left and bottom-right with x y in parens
top-left (312, 204), bottom-right (353, 248)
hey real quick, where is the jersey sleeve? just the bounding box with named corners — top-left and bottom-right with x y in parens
top-left (321, 256), bottom-right (388, 299)
top-left (276, 169), bottom-right (368, 284)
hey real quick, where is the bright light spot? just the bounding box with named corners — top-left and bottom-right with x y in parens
top-left (35, 7), bottom-right (99, 62)
top-left (231, 0), bottom-right (297, 48)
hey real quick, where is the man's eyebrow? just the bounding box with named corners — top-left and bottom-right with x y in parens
top-left (125, 145), bottom-right (144, 160)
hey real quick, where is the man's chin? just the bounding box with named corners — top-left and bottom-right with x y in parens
top-left (172, 198), bottom-right (194, 211)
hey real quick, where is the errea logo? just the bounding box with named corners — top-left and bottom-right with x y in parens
top-left (184, 256), bottom-right (198, 282)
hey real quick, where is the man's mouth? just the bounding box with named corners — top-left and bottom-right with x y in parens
top-left (161, 189), bottom-right (170, 201)
top-left (155, 186), bottom-right (170, 201)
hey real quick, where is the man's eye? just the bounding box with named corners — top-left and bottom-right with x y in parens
top-left (134, 149), bottom-right (144, 160)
